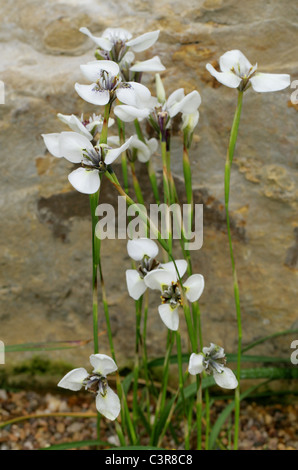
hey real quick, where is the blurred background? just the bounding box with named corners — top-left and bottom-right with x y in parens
top-left (0, 0), bottom-right (297, 379)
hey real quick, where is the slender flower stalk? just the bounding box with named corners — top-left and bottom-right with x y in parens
top-left (224, 89), bottom-right (244, 449)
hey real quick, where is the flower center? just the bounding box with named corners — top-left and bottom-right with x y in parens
top-left (138, 256), bottom-right (160, 279)
top-left (97, 70), bottom-right (121, 91)
top-left (83, 374), bottom-right (108, 397)
top-left (203, 348), bottom-right (227, 375)
top-left (82, 147), bottom-right (107, 172)
top-left (161, 282), bottom-right (182, 308)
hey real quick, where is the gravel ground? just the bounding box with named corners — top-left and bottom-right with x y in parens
top-left (0, 389), bottom-right (297, 450)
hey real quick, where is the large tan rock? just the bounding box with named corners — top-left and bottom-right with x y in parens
top-left (0, 0), bottom-right (297, 374)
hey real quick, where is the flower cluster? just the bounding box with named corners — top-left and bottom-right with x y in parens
top-left (43, 23), bottom-right (291, 421)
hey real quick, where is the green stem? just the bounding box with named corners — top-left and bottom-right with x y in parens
top-left (134, 119), bottom-right (160, 204)
top-left (224, 90), bottom-right (243, 450)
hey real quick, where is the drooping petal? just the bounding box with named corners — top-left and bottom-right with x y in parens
top-left (79, 27), bottom-right (113, 51)
top-left (250, 72), bottom-right (291, 93)
top-left (127, 237), bottom-right (159, 261)
top-left (59, 131), bottom-right (93, 163)
top-left (126, 269), bottom-right (147, 300)
top-left (57, 367), bottom-right (88, 391)
top-left (104, 136), bottom-right (134, 165)
top-left (95, 386), bottom-right (121, 420)
top-left (219, 50), bottom-right (253, 76)
top-left (188, 353), bottom-right (205, 375)
top-left (144, 269), bottom-right (176, 291)
top-left (114, 104), bottom-right (150, 122)
top-left (68, 168), bottom-right (100, 194)
top-left (206, 64), bottom-right (242, 88)
top-left (75, 83), bottom-right (110, 106)
top-left (213, 367), bottom-right (238, 389)
top-left (126, 30), bottom-right (160, 53)
top-left (42, 133), bottom-right (63, 158)
top-left (158, 303), bottom-right (180, 331)
top-left (89, 353), bottom-right (118, 376)
top-left (160, 259), bottom-right (188, 280)
top-left (130, 56), bottom-right (165, 72)
top-left (80, 60), bottom-right (120, 83)
top-left (184, 274), bottom-right (205, 302)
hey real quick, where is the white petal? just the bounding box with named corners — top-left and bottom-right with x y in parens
top-left (103, 27), bottom-right (132, 43)
top-left (80, 27), bottom-right (113, 51)
top-left (206, 63), bottom-right (242, 88)
top-left (188, 353), bottom-right (205, 375)
top-left (182, 111), bottom-right (199, 132)
top-left (59, 131), bottom-right (93, 163)
top-left (80, 60), bottom-right (120, 82)
top-left (126, 30), bottom-right (160, 52)
top-left (250, 73), bottom-right (291, 93)
top-left (68, 168), bottom-right (100, 194)
top-left (166, 88), bottom-right (185, 109)
top-left (114, 104), bottom-right (150, 122)
top-left (57, 368), bottom-right (88, 391)
top-left (57, 113), bottom-right (92, 139)
top-left (42, 133), bottom-right (63, 158)
top-left (127, 238), bottom-right (159, 261)
top-left (219, 50), bottom-right (253, 75)
top-left (135, 142), bottom-right (151, 162)
top-left (75, 83), bottom-right (110, 106)
top-left (184, 274), bottom-right (205, 302)
top-left (104, 136), bottom-right (134, 165)
top-left (146, 137), bottom-right (158, 154)
top-left (116, 82), bottom-right (151, 107)
top-left (213, 367), bottom-right (238, 389)
top-left (130, 56), bottom-right (165, 72)
top-left (168, 90), bottom-right (201, 117)
top-left (144, 269), bottom-right (176, 291)
top-left (95, 386), bottom-right (121, 420)
top-left (89, 353), bottom-right (118, 376)
top-left (160, 259), bottom-right (188, 280)
top-left (126, 269), bottom-right (147, 300)
top-left (158, 303), bottom-right (179, 331)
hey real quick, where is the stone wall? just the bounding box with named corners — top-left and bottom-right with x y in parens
top-left (0, 0), bottom-right (297, 371)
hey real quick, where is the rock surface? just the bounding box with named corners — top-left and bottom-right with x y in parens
top-left (0, 0), bottom-right (297, 373)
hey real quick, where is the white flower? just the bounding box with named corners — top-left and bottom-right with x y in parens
top-left (144, 261), bottom-right (204, 331)
top-left (75, 60), bottom-right (152, 106)
top-left (125, 238), bottom-right (160, 300)
top-left (80, 27), bottom-right (160, 62)
top-left (115, 73), bottom-right (201, 129)
top-left (42, 131), bottom-right (133, 194)
top-left (206, 50), bottom-right (290, 92)
top-left (188, 343), bottom-right (238, 390)
top-left (58, 353), bottom-right (121, 420)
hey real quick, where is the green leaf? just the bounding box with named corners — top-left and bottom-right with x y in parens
top-left (40, 439), bottom-right (109, 450)
top-left (5, 339), bottom-right (91, 353)
top-left (242, 329), bottom-right (298, 353)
